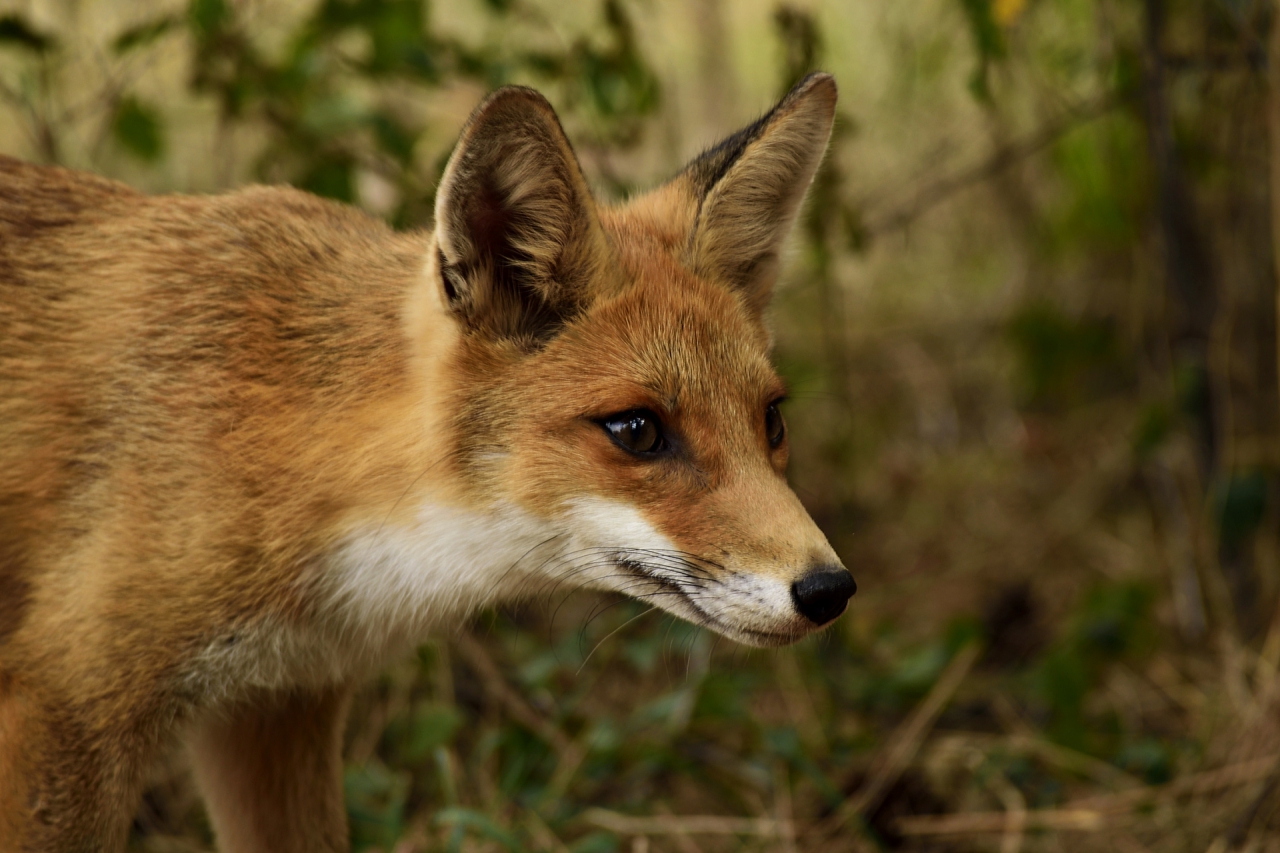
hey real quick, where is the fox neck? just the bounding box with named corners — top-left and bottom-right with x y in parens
top-left (295, 245), bottom-right (551, 673)
top-left (319, 501), bottom-right (554, 658)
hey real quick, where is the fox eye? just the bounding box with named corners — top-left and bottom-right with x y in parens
top-left (602, 409), bottom-right (666, 456)
top-left (765, 401), bottom-right (786, 448)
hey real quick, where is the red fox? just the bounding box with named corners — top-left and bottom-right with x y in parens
top-left (0, 72), bottom-right (852, 851)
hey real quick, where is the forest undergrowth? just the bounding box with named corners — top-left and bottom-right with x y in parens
top-left (3, 0), bottom-right (1280, 849)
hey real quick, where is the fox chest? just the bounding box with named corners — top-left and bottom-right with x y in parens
top-left (180, 501), bottom-right (557, 700)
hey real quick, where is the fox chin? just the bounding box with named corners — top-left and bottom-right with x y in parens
top-left (0, 73), bottom-right (853, 851)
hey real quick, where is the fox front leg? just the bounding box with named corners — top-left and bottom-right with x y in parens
top-left (189, 685), bottom-right (353, 853)
top-left (0, 674), bottom-right (162, 853)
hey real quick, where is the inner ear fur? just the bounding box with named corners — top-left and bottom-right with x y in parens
top-left (682, 72), bottom-right (836, 317)
top-left (434, 86), bottom-right (610, 345)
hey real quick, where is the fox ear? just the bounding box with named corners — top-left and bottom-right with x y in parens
top-left (681, 73), bottom-right (836, 316)
top-left (435, 87), bottom-right (609, 345)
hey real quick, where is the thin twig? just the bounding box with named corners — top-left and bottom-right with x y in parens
top-left (580, 809), bottom-right (792, 837)
top-left (1067, 754), bottom-right (1280, 814)
top-left (538, 729), bottom-right (590, 807)
top-left (774, 761), bottom-right (797, 853)
top-left (898, 809), bottom-right (1105, 836)
top-left (897, 755), bottom-right (1280, 840)
top-left (861, 98), bottom-right (1117, 237)
top-left (990, 770), bottom-right (1027, 853)
top-left (453, 632), bottom-right (571, 753)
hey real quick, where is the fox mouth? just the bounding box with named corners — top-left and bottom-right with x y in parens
top-left (613, 556), bottom-right (806, 647)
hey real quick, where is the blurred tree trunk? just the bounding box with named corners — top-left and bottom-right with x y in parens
top-left (1142, 0), bottom-right (1219, 483)
top-left (1271, 1), bottom-right (1280, 445)
top-left (1139, 0), bottom-right (1275, 638)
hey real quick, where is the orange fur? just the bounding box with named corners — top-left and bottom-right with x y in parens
top-left (0, 73), bottom-right (848, 850)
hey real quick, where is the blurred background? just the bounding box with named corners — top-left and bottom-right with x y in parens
top-left (3, 0), bottom-right (1280, 849)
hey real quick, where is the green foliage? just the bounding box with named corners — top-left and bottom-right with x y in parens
top-left (173, 0), bottom-right (659, 215)
top-left (955, 0), bottom-right (1005, 101)
top-left (298, 156), bottom-right (357, 203)
top-left (1132, 401), bottom-right (1174, 457)
top-left (577, 0), bottom-right (659, 124)
top-left (345, 760), bottom-right (412, 849)
top-left (188, 0), bottom-right (230, 36)
top-left (111, 98), bottom-right (165, 162)
top-left (383, 703), bottom-right (464, 764)
top-left (0, 14), bottom-right (55, 52)
top-left (774, 6), bottom-right (822, 92)
top-left (435, 808), bottom-right (523, 851)
top-left (112, 16), bottom-right (181, 54)
top-left (568, 833), bottom-right (620, 853)
top-left (1115, 738), bottom-right (1173, 785)
top-left (1214, 469), bottom-right (1268, 550)
top-left (1007, 302), bottom-right (1120, 409)
top-left (1029, 582), bottom-right (1154, 751)
top-left (1049, 117), bottom-right (1144, 250)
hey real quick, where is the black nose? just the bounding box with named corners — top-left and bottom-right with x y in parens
top-left (791, 567), bottom-right (856, 625)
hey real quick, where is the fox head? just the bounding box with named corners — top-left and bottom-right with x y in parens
top-left (369, 74), bottom-right (851, 649)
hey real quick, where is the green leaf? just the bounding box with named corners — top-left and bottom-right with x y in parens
top-left (299, 94), bottom-right (366, 135)
top-left (188, 0), bottom-right (229, 37)
top-left (403, 704), bottom-right (463, 762)
top-left (112, 97), bottom-right (165, 162)
top-left (371, 112), bottom-right (417, 165)
top-left (956, 0), bottom-right (1004, 103)
top-left (1007, 302), bottom-right (1117, 408)
top-left (1076, 583), bottom-right (1152, 659)
top-left (367, 0), bottom-right (426, 74)
top-left (345, 761), bottom-right (410, 850)
top-left (298, 156), bottom-right (355, 202)
top-left (435, 808), bottom-right (522, 852)
top-left (1132, 402), bottom-right (1173, 458)
top-left (1214, 470), bottom-right (1268, 550)
top-left (1115, 738), bottom-right (1173, 785)
top-left (569, 833), bottom-right (620, 853)
top-left (957, 0), bottom-right (1005, 60)
top-left (112, 16), bottom-right (179, 54)
top-left (0, 15), bottom-right (55, 52)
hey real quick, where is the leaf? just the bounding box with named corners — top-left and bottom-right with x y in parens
top-left (366, 0), bottom-right (426, 74)
top-left (434, 808), bottom-right (522, 852)
top-left (113, 16), bottom-right (180, 55)
top-left (956, 0), bottom-right (1005, 103)
top-left (403, 704), bottom-right (462, 762)
top-left (345, 761), bottom-right (410, 850)
top-left (371, 112), bottom-right (417, 165)
top-left (957, 0), bottom-right (1005, 60)
top-left (569, 833), bottom-right (620, 853)
top-left (188, 0), bottom-right (229, 37)
top-left (1132, 402), bottom-right (1173, 457)
top-left (0, 15), bottom-right (55, 52)
top-left (1115, 738), bottom-right (1173, 785)
top-left (1214, 470), bottom-right (1268, 549)
top-left (112, 97), bottom-right (165, 162)
top-left (298, 157), bottom-right (355, 202)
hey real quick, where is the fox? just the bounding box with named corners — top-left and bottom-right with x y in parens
top-left (0, 72), bottom-right (853, 851)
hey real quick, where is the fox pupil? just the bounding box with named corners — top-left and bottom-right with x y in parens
top-left (603, 410), bottom-right (663, 455)
top-left (766, 402), bottom-right (785, 448)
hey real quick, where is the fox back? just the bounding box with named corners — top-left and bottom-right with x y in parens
top-left (0, 74), bottom-right (852, 851)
